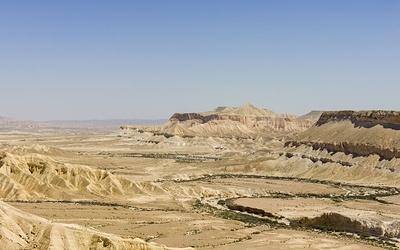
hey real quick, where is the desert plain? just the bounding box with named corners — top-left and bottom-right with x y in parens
top-left (1, 104), bottom-right (400, 249)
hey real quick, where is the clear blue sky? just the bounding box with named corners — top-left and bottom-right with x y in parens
top-left (1, 1), bottom-right (399, 120)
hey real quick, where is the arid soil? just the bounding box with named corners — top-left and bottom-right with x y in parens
top-left (1, 108), bottom-right (400, 249)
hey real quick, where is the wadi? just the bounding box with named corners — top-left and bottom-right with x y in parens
top-left (1, 104), bottom-right (399, 249)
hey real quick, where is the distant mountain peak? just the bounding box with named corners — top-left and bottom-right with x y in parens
top-left (241, 103), bottom-right (255, 108)
top-left (228, 103), bottom-right (277, 117)
top-left (207, 103), bottom-right (270, 116)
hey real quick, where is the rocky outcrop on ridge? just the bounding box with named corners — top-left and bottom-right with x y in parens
top-left (286, 110), bottom-right (400, 160)
top-left (121, 104), bottom-right (317, 139)
top-left (170, 113), bottom-right (218, 123)
top-left (316, 110), bottom-right (400, 130)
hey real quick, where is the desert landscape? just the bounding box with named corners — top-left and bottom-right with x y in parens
top-left (1, 1), bottom-right (398, 249)
top-left (1, 104), bottom-right (400, 249)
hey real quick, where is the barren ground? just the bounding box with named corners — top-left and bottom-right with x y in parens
top-left (0, 128), bottom-right (398, 249)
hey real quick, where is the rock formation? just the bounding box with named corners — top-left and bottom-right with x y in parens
top-left (286, 110), bottom-right (400, 160)
top-left (121, 104), bottom-right (318, 139)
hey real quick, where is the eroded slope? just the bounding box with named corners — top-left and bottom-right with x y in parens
top-left (0, 152), bottom-right (167, 201)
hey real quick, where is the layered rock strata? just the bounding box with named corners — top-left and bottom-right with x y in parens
top-left (287, 110), bottom-right (400, 160)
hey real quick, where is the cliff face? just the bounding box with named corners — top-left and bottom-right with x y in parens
top-left (170, 113), bottom-right (218, 123)
top-left (317, 110), bottom-right (400, 130)
top-left (122, 104), bottom-right (317, 139)
top-left (288, 110), bottom-right (400, 160)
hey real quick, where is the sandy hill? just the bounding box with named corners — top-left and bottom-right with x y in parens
top-left (288, 110), bottom-right (400, 160)
top-left (0, 201), bottom-right (175, 250)
top-left (121, 104), bottom-right (316, 139)
top-left (0, 151), bottom-right (166, 200)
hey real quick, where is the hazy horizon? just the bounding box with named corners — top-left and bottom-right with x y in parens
top-left (1, 1), bottom-right (399, 121)
top-left (3, 103), bottom-right (400, 122)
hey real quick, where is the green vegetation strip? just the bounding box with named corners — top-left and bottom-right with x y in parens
top-left (192, 199), bottom-right (396, 249)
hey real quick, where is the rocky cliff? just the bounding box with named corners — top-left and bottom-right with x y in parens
top-left (170, 113), bottom-right (218, 123)
top-left (316, 110), bottom-right (400, 130)
top-left (287, 110), bottom-right (400, 160)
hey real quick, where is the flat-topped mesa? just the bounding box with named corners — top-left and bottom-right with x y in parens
top-left (170, 103), bottom-right (300, 125)
top-left (317, 110), bottom-right (400, 130)
top-left (288, 110), bottom-right (400, 160)
top-left (121, 104), bottom-right (318, 139)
